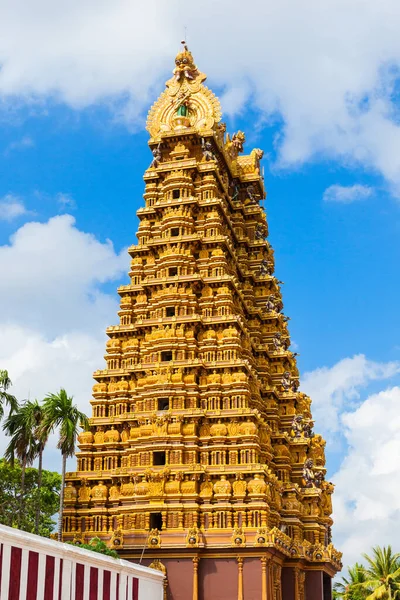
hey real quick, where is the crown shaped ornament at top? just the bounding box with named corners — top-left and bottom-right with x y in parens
top-left (146, 41), bottom-right (222, 140)
top-left (173, 42), bottom-right (200, 83)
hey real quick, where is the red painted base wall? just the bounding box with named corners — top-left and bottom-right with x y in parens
top-left (243, 557), bottom-right (262, 599)
top-left (199, 558), bottom-right (237, 600)
top-left (135, 556), bottom-right (332, 600)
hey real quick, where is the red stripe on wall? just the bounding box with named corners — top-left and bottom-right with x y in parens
top-left (116, 573), bottom-right (120, 600)
top-left (0, 543), bottom-right (3, 591)
top-left (132, 577), bottom-right (139, 600)
top-left (75, 563), bottom-right (84, 600)
top-left (8, 546), bottom-right (22, 600)
top-left (103, 570), bottom-right (111, 600)
top-left (58, 559), bottom-right (63, 600)
top-left (89, 567), bottom-right (98, 600)
top-left (44, 555), bottom-right (55, 600)
top-left (26, 551), bottom-right (39, 600)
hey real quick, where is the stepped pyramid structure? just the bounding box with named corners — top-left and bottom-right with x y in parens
top-left (63, 44), bottom-right (342, 600)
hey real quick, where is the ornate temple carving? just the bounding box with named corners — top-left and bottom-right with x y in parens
top-left (63, 42), bottom-right (341, 599)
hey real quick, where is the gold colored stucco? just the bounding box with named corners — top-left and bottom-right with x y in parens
top-left (63, 44), bottom-right (341, 596)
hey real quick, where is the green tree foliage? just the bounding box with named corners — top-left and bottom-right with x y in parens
top-left (0, 459), bottom-right (61, 537)
top-left (41, 389), bottom-right (88, 541)
top-left (334, 563), bottom-right (371, 599)
top-left (71, 537), bottom-right (119, 559)
top-left (0, 369), bottom-right (18, 419)
top-left (3, 399), bottom-right (41, 527)
top-left (334, 547), bottom-right (400, 600)
top-left (359, 546), bottom-right (400, 599)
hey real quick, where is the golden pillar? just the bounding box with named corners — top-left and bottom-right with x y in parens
top-left (192, 556), bottom-right (199, 600)
top-left (261, 556), bottom-right (268, 600)
top-left (237, 556), bottom-right (244, 600)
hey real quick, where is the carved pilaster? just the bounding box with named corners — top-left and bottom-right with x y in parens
top-left (237, 556), bottom-right (244, 600)
top-left (260, 556), bottom-right (269, 600)
top-left (192, 557), bottom-right (200, 600)
top-left (273, 563), bottom-right (282, 600)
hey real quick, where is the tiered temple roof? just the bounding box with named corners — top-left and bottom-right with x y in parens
top-left (63, 43), bottom-right (341, 600)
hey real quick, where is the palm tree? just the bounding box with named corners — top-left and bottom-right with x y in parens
top-left (30, 400), bottom-right (49, 535)
top-left (3, 400), bottom-right (39, 527)
top-left (41, 389), bottom-right (88, 541)
top-left (357, 546), bottom-right (400, 599)
top-left (0, 369), bottom-right (18, 419)
top-left (334, 563), bottom-right (370, 599)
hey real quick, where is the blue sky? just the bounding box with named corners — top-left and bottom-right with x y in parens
top-left (1, 104), bottom-right (398, 370)
top-left (1, 0), bottom-right (400, 571)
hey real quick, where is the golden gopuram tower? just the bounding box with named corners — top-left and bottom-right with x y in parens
top-left (63, 44), bottom-right (342, 600)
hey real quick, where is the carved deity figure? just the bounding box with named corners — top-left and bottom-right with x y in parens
top-left (232, 131), bottom-right (245, 153)
top-left (150, 144), bottom-right (161, 169)
top-left (303, 459), bottom-right (315, 488)
top-left (272, 332), bottom-right (283, 352)
top-left (255, 223), bottom-right (266, 240)
top-left (173, 43), bottom-right (198, 81)
top-left (303, 420), bottom-right (315, 439)
top-left (201, 138), bottom-right (215, 161)
top-left (281, 371), bottom-right (292, 392)
top-left (176, 93), bottom-right (191, 117)
top-left (246, 185), bottom-right (258, 204)
top-left (260, 259), bottom-right (271, 276)
top-left (291, 414), bottom-right (304, 438)
top-left (226, 131), bottom-right (245, 159)
top-left (265, 295), bottom-right (276, 312)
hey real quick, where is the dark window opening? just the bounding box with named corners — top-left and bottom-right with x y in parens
top-left (172, 189), bottom-right (180, 199)
top-left (169, 267), bottom-right (178, 277)
top-left (150, 512), bottom-right (163, 530)
top-left (166, 306), bottom-right (175, 317)
top-left (158, 398), bottom-right (169, 411)
top-left (171, 227), bottom-right (180, 237)
top-left (153, 451), bottom-right (166, 466)
top-left (161, 351), bottom-right (173, 362)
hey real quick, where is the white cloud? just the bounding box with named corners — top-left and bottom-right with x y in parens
top-left (0, 325), bottom-right (103, 471)
top-left (302, 354), bottom-right (400, 435)
top-left (0, 214), bottom-right (128, 335)
top-left (333, 386), bottom-right (400, 568)
top-left (0, 214), bottom-right (128, 470)
top-left (303, 355), bottom-right (400, 569)
top-left (0, 193), bottom-right (29, 221)
top-left (4, 135), bottom-right (34, 154)
top-left (323, 184), bottom-right (374, 204)
top-left (1, 2), bottom-right (400, 189)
